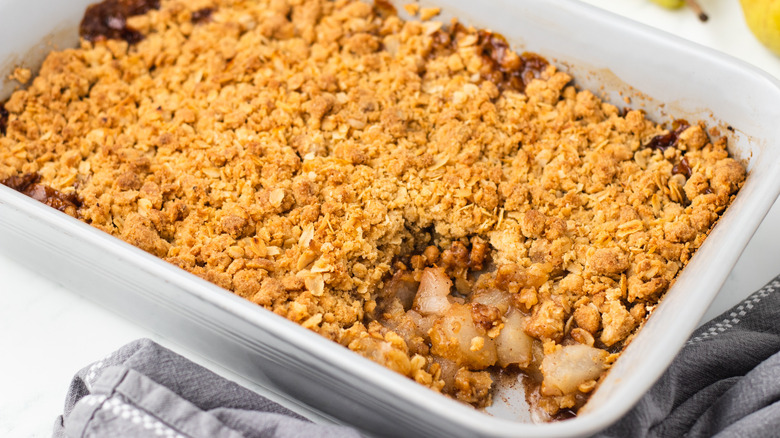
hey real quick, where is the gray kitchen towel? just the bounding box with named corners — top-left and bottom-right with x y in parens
top-left (52, 338), bottom-right (361, 438)
top-left (599, 275), bottom-right (780, 437)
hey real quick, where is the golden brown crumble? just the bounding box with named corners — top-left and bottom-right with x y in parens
top-left (0, 0), bottom-right (745, 418)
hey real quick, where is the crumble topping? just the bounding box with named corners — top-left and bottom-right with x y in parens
top-left (0, 0), bottom-right (745, 418)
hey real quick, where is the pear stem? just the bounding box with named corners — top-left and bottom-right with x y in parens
top-left (685, 0), bottom-right (708, 22)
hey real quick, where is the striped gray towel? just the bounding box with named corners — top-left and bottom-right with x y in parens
top-left (53, 339), bottom-right (360, 438)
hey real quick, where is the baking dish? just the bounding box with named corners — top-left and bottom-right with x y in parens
top-left (1, 0), bottom-right (779, 436)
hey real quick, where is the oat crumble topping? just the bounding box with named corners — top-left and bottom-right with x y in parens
top-left (0, 0), bottom-right (745, 418)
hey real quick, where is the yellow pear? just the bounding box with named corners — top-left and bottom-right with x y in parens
top-left (741, 0), bottom-right (780, 56)
top-left (650, 0), bottom-right (686, 8)
top-left (650, 0), bottom-right (709, 21)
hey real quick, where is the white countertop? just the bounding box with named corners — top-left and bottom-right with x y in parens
top-left (2, 1), bottom-right (780, 436)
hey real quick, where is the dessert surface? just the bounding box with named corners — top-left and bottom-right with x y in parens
top-left (0, 0), bottom-right (745, 417)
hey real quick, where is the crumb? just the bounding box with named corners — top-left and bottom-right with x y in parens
top-left (419, 6), bottom-right (440, 21)
top-left (403, 3), bottom-right (419, 16)
top-left (9, 67), bottom-right (31, 84)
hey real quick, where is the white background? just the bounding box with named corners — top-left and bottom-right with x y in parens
top-left (2, 1), bottom-right (780, 436)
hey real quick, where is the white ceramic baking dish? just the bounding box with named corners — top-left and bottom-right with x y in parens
top-left (2, 0), bottom-right (780, 436)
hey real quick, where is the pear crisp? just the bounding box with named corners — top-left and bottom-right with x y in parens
top-left (0, 0), bottom-right (745, 418)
